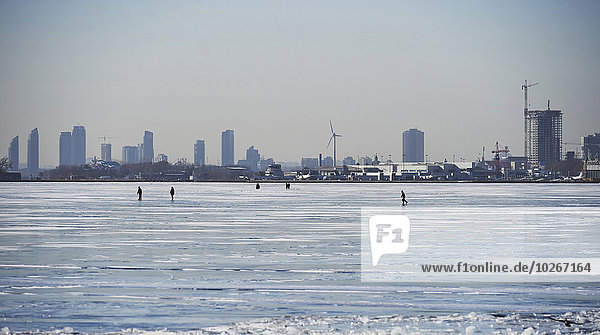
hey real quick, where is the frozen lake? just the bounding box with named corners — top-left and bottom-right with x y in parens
top-left (0, 182), bottom-right (598, 333)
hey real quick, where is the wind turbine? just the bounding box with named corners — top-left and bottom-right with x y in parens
top-left (327, 120), bottom-right (342, 168)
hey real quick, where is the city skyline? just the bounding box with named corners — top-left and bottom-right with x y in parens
top-left (4, 118), bottom-right (599, 170)
top-left (1, 1), bottom-right (599, 167)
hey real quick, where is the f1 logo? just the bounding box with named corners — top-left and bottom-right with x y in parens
top-left (369, 215), bottom-right (410, 266)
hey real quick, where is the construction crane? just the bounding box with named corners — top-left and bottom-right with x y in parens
top-left (522, 80), bottom-right (539, 111)
top-left (492, 142), bottom-right (510, 161)
top-left (522, 80), bottom-right (539, 161)
top-left (98, 135), bottom-right (119, 143)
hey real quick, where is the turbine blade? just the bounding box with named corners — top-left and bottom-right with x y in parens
top-left (336, 134), bottom-right (342, 137)
top-left (330, 120), bottom-right (334, 134)
top-left (327, 135), bottom-right (333, 148)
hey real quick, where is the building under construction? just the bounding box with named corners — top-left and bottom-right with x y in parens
top-left (522, 81), bottom-right (562, 169)
top-left (524, 101), bottom-right (562, 168)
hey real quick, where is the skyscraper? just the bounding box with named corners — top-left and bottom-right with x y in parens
top-left (59, 131), bottom-right (72, 166)
top-left (245, 145), bottom-right (260, 171)
top-left (101, 143), bottom-right (112, 161)
top-left (137, 143), bottom-right (144, 163)
top-left (71, 125), bottom-right (86, 166)
top-left (8, 136), bottom-right (18, 171)
top-left (27, 128), bottom-right (39, 177)
top-left (143, 131), bottom-right (154, 163)
top-left (402, 128), bottom-right (424, 163)
top-left (221, 130), bottom-right (234, 166)
top-left (194, 140), bottom-right (205, 166)
top-left (122, 146), bottom-right (139, 164)
top-left (525, 101), bottom-right (562, 168)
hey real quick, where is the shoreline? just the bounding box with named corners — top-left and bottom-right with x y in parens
top-left (3, 179), bottom-right (598, 184)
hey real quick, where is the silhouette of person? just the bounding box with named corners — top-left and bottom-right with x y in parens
top-left (401, 190), bottom-right (408, 206)
top-left (137, 186), bottom-right (142, 201)
top-left (285, 183), bottom-right (290, 190)
top-left (256, 183), bottom-right (260, 190)
top-left (170, 187), bottom-right (175, 200)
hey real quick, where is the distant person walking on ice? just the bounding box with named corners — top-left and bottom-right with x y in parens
top-left (137, 186), bottom-right (143, 201)
top-left (401, 190), bottom-right (408, 206)
top-left (256, 183), bottom-right (260, 190)
top-left (170, 187), bottom-right (175, 200)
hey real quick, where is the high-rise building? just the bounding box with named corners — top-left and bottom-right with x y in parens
top-left (221, 129), bottom-right (234, 166)
top-left (245, 146), bottom-right (260, 171)
top-left (8, 136), bottom-right (18, 171)
top-left (59, 131), bottom-right (72, 166)
top-left (71, 125), bottom-right (86, 166)
top-left (582, 133), bottom-right (600, 161)
top-left (137, 143), bottom-right (144, 163)
top-left (525, 101), bottom-right (562, 168)
top-left (101, 143), bottom-right (112, 161)
top-left (322, 156), bottom-right (333, 167)
top-left (27, 128), bottom-right (39, 177)
top-left (194, 140), bottom-right (205, 166)
top-left (122, 146), bottom-right (139, 164)
top-left (143, 131), bottom-right (154, 163)
top-left (402, 128), bottom-right (424, 163)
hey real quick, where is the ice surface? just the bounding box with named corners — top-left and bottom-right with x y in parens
top-left (0, 182), bottom-right (599, 333)
top-left (1, 310), bottom-right (599, 334)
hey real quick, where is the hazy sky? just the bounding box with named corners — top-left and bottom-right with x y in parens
top-left (1, 1), bottom-right (599, 167)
